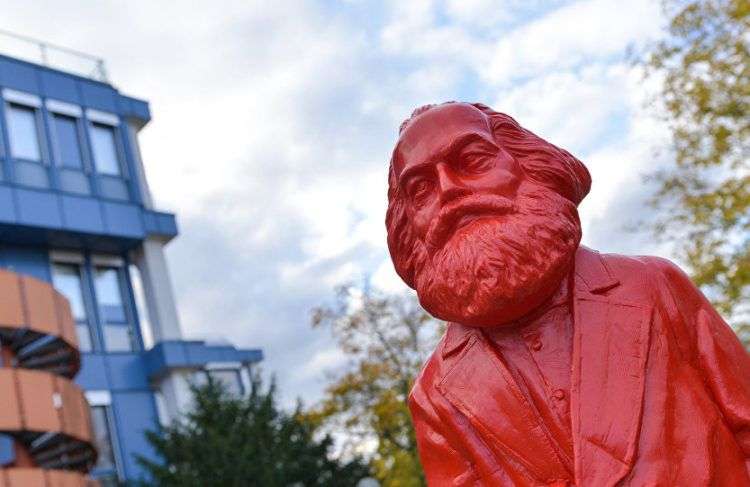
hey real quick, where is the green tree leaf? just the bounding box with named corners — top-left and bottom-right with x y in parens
top-left (640, 0), bottom-right (750, 340)
top-left (309, 285), bottom-right (444, 487)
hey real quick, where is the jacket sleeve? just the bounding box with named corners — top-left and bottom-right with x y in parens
top-left (657, 258), bottom-right (750, 464)
top-left (409, 377), bottom-right (478, 486)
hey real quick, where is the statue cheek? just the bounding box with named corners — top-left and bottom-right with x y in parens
top-left (409, 203), bottom-right (438, 241)
top-left (477, 167), bottom-right (521, 197)
top-left (479, 151), bottom-right (523, 195)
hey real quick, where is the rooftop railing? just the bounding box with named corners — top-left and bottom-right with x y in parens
top-left (0, 29), bottom-right (108, 83)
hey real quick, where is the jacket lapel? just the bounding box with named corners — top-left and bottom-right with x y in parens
top-left (571, 248), bottom-right (652, 486)
top-left (437, 327), bottom-right (570, 482)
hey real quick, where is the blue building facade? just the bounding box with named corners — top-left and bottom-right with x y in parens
top-left (0, 52), bottom-right (262, 485)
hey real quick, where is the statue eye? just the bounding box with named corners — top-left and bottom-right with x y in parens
top-left (409, 178), bottom-right (433, 203)
top-left (459, 153), bottom-right (494, 174)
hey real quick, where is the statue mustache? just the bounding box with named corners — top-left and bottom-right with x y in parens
top-left (425, 194), bottom-right (517, 251)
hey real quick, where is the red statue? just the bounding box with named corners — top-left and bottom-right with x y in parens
top-left (385, 102), bottom-right (750, 486)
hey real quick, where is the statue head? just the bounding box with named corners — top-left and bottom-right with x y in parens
top-left (386, 102), bottom-right (591, 327)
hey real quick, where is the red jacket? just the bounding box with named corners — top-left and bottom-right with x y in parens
top-left (410, 247), bottom-right (750, 486)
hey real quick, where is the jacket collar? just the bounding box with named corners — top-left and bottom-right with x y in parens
top-left (574, 246), bottom-right (619, 294)
top-left (442, 246), bottom-right (620, 358)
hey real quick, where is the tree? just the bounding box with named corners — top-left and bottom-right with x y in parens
top-left (137, 375), bottom-right (370, 487)
top-left (640, 0), bottom-right (750, 336)
top-left (309, 285), bottom-right (443, 487)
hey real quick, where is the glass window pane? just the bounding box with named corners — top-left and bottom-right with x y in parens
top-left (90, 406), bottom-right (116, 470)
top-left (14, 160), bottom-right (48, 188)
top-left (95, 266), bottom-right (134, 352)
top-left (208, 369), bottom-right (243, 396)
top-left (94, 267), bottom-right (123, 307)
top-left (128, 265), bottom-right (153, 349)
top-left (90, 123), bottom-right (120, 175)
top-left (103, 324), bottom-right (132, 352)
top-left (192, 371), bottom-right (208, 387)
top-left (75, 323), bottom-right (92, 353)
top-left (53, 114), bottom-right (83, 169)
top-left (153, 391), bottom-right (169, 426)
top-left (52, 263), bottom-right (92, 352)
top-left (100, 304), bottom-right (126, 323)
top-left (7, 104), bottom-right (41, 161)
top-left (58, 169), bottom-right (90, 194)
top-left (98, 176), bottom-right (129, 201)
top-left (51, 263), bottom-right (87, 321)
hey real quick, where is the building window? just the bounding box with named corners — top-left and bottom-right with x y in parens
top-left (153, 390), bottom-right (169, 427)
top-left (128, 264), bottom-right (153, 350)
top-left (86, 390), bottom-right (122, 486)
top-left (52, 113), bottom-right (84, 169)
top-left (94, 265), bottom-right (134, 352)
top-left (51, 262), bottom-right (93, 352)
top-left (194, 368), bottom-right (244, 396)
top-left (51, 253), bottom-right (141, 353)
top-left (90, 123), bottom-right (121, 176)
top-left (90, 405), bottom-right (116, 470)
top-left (7, 103), bottom-right (42, 161)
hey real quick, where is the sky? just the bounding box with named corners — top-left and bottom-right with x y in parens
top-left (2, 0), bottom-right (671, 406)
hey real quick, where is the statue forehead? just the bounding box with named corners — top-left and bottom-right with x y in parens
top-left (394, 103), bottom-right (492, 177)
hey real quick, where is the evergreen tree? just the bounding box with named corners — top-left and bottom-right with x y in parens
top-left (138, 375), bottom-right (370, 487)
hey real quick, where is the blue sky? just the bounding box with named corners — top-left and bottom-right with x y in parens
top-left (3, 0), bottom-right (670, 406)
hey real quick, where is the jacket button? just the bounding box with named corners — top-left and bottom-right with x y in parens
top-left (552, 389), bottom-right (565, 400)
top-left (531, 339), bottom-right (542, 351)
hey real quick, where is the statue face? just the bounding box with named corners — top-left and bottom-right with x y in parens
top-left (389, 103), bottom-right (582, 327)
top-left (394, 104), bottom-right (523, 252)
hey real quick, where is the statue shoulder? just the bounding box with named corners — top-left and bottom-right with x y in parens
top-left (593, 251), bottom-right (697, 305)
top-left (599, 252), bottom-right (687, 284)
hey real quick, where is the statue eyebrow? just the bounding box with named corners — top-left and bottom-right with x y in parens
top-left (398, 132), bottom-right (497, 188)
top-left (443, 132), bottom-right (496, 159)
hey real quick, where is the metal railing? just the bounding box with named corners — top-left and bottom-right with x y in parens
top-left (0, 29), bottom-right (108, 82)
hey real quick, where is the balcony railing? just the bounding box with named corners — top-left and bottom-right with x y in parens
top-left (0, 29), bottom-right (108, 83)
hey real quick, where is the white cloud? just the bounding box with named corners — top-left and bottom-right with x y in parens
top-left (0, 0), bottom-right (672, 408)
top-left (494, 63), bottom-right (633, 153)
top-left (482, 0), bottom-right (662, 86)
top-left (444, 0), bottom-right (514, 27)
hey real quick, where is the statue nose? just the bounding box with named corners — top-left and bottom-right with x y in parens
top-left (436, 163), bottom-right (469, 204)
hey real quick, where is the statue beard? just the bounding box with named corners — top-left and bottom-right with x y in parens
top-left (412, 182), bottom-right (581, 327)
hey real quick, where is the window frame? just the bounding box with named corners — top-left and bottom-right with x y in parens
top-left (49, 251), bottom-right (144, 354)
top-left (6, 103), bottom-right (43, 162)
top-left (85, 109), bottom-right (132, 202)
top-left (194, 362), bottom-right (249, 397)
top-left (47, 100), bottom-right (88, 170)
top-left (2, 89), bottom-right (46, 165)
top-left (93, 263), bottom-right (136, 353)
top-left (128, 264), bottom-right (154, 350)
top-left (46, 100), bottom-right (94, 197)
top-left (49, 252), bottom-right (96, 353)
top-left (91, 254), bottom-right (139, 353)
top-left (85, 110), bottom-right (126, 177)
top-left (85, 390), bottom-right (125, 483)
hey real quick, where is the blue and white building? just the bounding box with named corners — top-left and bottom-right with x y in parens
top-left (0, 37), bottom-right (262, 485)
